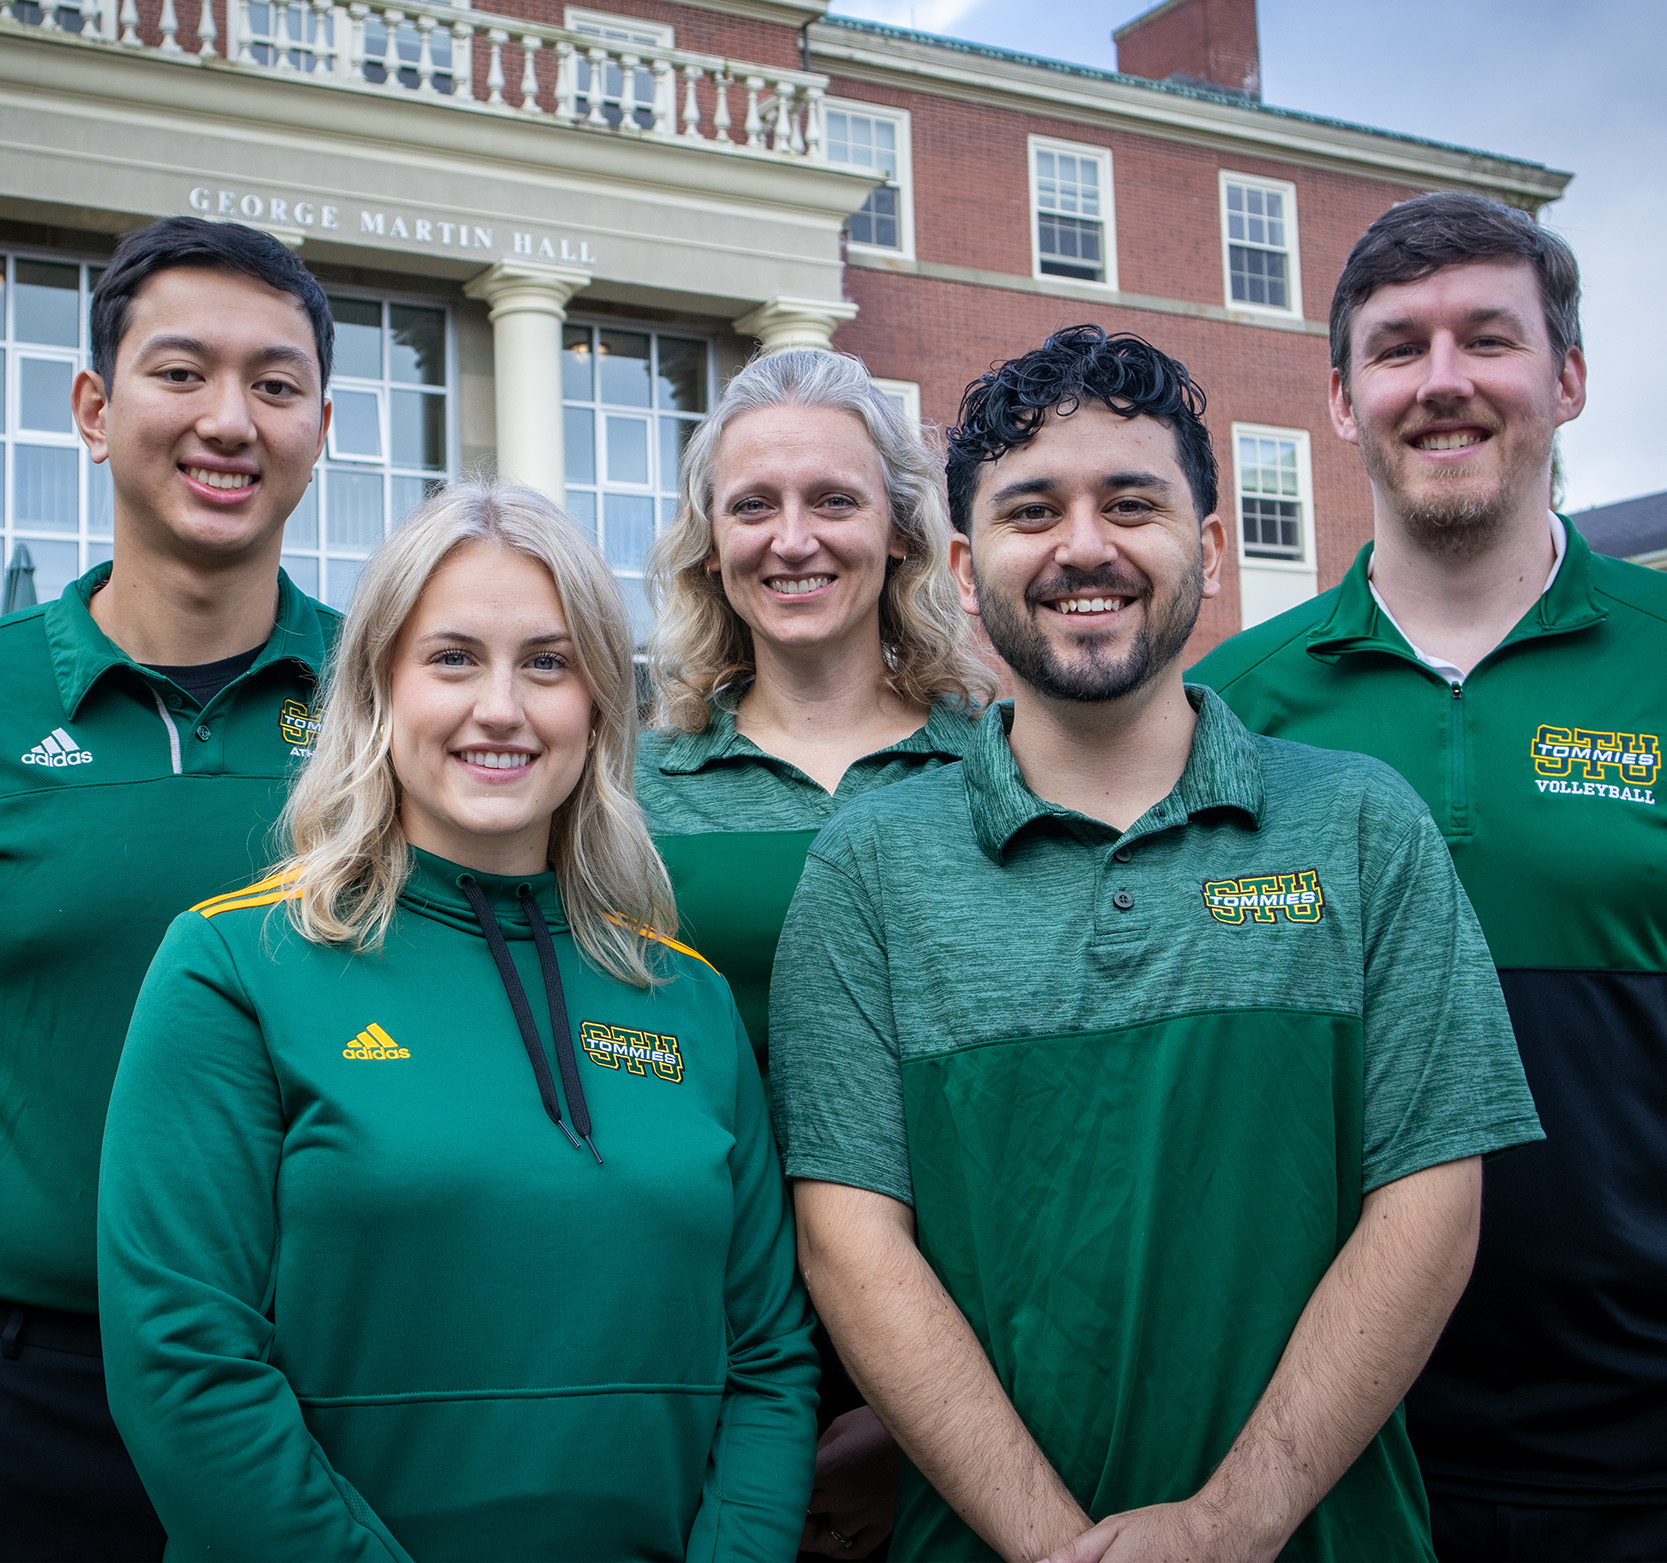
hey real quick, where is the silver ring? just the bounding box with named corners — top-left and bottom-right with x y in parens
top-left (825, 1521), bottom-right (855, 1549)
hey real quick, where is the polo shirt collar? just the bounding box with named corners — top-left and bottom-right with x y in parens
top-left (652, 693), bottom-right (972, 776)
top-left (1305, 514), bottom-right (1606, 667)
top-left (45, 564), bottom-right (329, 719)
top-left (966, 685), bottom-right (1265, 863)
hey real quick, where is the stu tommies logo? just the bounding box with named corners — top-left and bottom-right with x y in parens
top-left (1531, 724), bottom-right (1659, 807)
top-left (1202, 869), bottom-right (1325, 925)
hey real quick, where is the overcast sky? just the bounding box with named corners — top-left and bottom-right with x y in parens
top-left (826, 0), bottom-right (1664, 513)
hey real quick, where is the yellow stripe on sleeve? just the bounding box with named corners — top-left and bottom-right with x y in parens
top-left (191, 869), bottom-right (301, 914)
top-left (196, 887), bottom-right (302, 920)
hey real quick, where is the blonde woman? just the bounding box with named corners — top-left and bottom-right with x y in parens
top-left (639, 350), bottom-right (993, 1557)
top-left (97, 483), bottom-right (817, 1563)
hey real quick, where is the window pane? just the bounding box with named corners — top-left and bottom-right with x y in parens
top-left (389, 389), bottom-right (445, 470)
top-left (88, 456), bottom-right (114, 536)
top-left (15, 445), bottom-right (79, 530)
top-left (87, 540), bottom-right (112, 570)
top-left (564, 408), bottom-right (595, 484)
top-left (390, 474), bottom-right (438, 526)
top-left (603, 491), bottom-right (654, 571)
top-left (14, 261), bottom-right (79, 347)
top-left (281, 553), bottom-right (319, 596)
top-left (285, 481), bottom-right (319, 549)
top-left (329, 296), bottom-right (383, 379)
top-left (658, 415), bottom-right (694, 491)
top-left (14, 538), bottom-right (79, 601)
top-left (19, 358), bottom-right (75, 434)
top-left (655, 337), bottom-right (707, 413)
top-left (389, 305), bottom-right (445, 385)
top-left (331, 389), bottom-right (382, 460)
top-left (324, 556), bottom-right (364, 611)
top-left (0, 348), bottom-right (5, 433)
top-left (597, 331), bottom-right (652, 407)
top-left (563, 326), bottom-right (594, 400)
top-left (564, 486), bottom-right (596, 537)
top-left (605, 415), bottom-right (650, 485)
top-left (325, 469), bottom-right (384, 551)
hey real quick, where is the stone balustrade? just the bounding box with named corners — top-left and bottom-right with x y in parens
top-left (1, 0), bottom-right (830, 163)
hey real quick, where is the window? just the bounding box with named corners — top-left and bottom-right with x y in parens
top-left (565, 8), bottom-right (673, 132)
top-left (1221, 173), bottom-right (1301, 316)
top-left (1029, 137), bottom-right (1115, 287)
top-left (1232, 423), bottom-right (1316, 629)
top-left (0, 252), bottom-right (110, 609)
top-left (824, 101), bottom-right (914, 259)
top-left (561, 323), bottom-right (713, 637)
top-left (282, 294), bottom-right (454, 610)
top-left (873, 378), bottom-right (921, 425)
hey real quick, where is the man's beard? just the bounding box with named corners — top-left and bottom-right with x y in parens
top-left (1358, 414), bottom-right (1526, 563)
top-left (973, 553), bottom-right (1204, 704)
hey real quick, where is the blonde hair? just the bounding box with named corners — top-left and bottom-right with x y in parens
top-left (646, 348), bottom-right (995, 731)
top-left (279, 481), bottom-right (676, 987)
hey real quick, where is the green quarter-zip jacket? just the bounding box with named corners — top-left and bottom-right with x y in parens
top-left (636, 698), bottom-right (977, 1070)
top-left (98, 848), bottom-right (817, 1562)
top-left (0, 563), bottom-right (335, 1312)
top-left (771, 691), bottom-right (1541, 1561)
top-left (1192, 521), bottom-right (1667, 1502)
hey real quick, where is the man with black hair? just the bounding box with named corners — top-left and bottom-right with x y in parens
top-left (770, 325), bottom-right (1542, 1563)
top-left (0, 215), bottom-right (337, 1559)
top-left (1194, 192), bottom-right (1667, 1560)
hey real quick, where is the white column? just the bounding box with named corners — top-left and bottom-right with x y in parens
top-left (732, 295), bottom-right (859, 354)
top-left (464, 260), bottom-right (591, 499)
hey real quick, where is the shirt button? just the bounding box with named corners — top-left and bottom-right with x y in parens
top-left (194, 725), bottom-right (212, 742)
top-left (1114, 847), bottom-right (1132, 862)
top-left (1112, 890), bottom-right (1134, 911)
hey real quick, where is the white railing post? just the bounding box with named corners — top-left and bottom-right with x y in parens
top-left (553, 39), bottom-right (576, 122)
top-left (802, 83), bottom-right (824, 160)
top-left (451, 16), bottom-right (471, 98)
top-left (197, 0), bottom-right (217, 56)
top-left (773, 80), bottom-right (794, 152)
top-left (649, 56), bottom-right (671, 135)
top-left (309, 0), bottom-right (332, 72)
top-left (234, 0), bottom-right (253, 61)
top-left (712, 69), bottom-right (731, 146)
top-left (743, 74), bottom-right (763, 148)
top-left (618, 50), bottom-right (639, 131)
top-left (415, 12), bottom-right (434, 91)
top-left (118, 0), bottom-right (140, 46)
top-left (518, 33), bottom-right (541, 112)
top-left (583, 45), bottom-right (605, 125)
top-left (345, 1), bottom-right (367, 80)
top-left (158, 0), bottom-right (180, 50)
top-left (486, 26), bottom-right (505, 104)
top-left (379, 6), bottom-right (402, 87)
top-left (679, 63), bottom-right (702, 139)
top-left (272, 0), bottom-right (294, 67)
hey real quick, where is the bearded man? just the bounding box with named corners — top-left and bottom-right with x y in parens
top-left (770, 325), bottom-right (1541, 1563)
top-left (1196, 193), bottom-right (1667, 1562)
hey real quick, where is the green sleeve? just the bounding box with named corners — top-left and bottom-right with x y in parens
top-left (97, 914), bottom-right (413, 1563)
top-left (1358, 800), bottom-right (1544, 1192)
top-left (685, 996), bottom-right (819, 1562)
top-left (767, 847), bottom-right (914, 1205)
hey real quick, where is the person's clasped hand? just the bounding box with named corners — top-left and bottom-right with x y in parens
top-left (801, 1406), bottom-right (903, 1558)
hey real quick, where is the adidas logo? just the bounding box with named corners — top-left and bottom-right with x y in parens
top-left (22, 727), bottom-right (93, 768)
top-left (342, 1022), bottom-right (409, 1060)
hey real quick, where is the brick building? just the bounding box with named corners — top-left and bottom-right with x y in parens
top-left (1, 0), bottom-right (1568, 651)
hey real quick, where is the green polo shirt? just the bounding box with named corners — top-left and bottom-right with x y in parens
top-left (0, 563), bottom-right (336, 1313)
top-left (636, 698), bottom-right (977, 1068)
top-left (770, 689), bottom-right (1541, 1561)
top-left (1191, 523), bottom-right (1667, 1501)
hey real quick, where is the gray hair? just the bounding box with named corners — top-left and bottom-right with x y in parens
top-left (645, 348), bottom-right (995, 732)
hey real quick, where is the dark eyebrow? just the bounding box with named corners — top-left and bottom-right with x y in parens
top-left (988, 477), bottom-right (1058, 507)
top-left (1101, 470), bottom-right (1173, 494)
top-left (1363, 305), bottom-right (1530, 349)
top-left (136, 334), bottom-right (318, 374)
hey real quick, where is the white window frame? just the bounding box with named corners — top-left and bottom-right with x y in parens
top-left (824, 98), bottom-right (915, 262)
top-left (1232, 422), bottom-right (1317, 629)
top-left (873, 377), bottom-right (920, 425)
top-left (563, 7), bottom-right (673, 48)
top-left (1219, 171), bottom-right (1302, 320)
top-left (1028, 134), bottom-right (1117, 291)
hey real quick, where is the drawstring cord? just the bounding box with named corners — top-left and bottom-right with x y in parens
top-left (460, 876), bottom-right (602, 1165)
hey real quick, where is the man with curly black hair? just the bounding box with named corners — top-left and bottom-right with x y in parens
top-left (770, 326), bottom-right (1542, 1563)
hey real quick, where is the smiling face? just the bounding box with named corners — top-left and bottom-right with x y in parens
top-left (952, 403), bottom-right (1224, 704)
top-left (1331, 258), bottom-right (1585, 558)
top-left (72, 266), bottom-right (330, 570)
top-left (708, 403), bottom-right (904, 663)
top-left (389, 540), bottom-right (595, 877)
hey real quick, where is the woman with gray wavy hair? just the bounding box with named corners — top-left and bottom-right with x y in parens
top-left (639, 348), bottom-right (994, 1558)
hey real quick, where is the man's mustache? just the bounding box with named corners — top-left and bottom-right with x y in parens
top-left (1024, 566), bottom-right (1152, 610)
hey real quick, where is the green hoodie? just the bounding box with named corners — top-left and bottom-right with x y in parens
top-left (98, 848), bottom-right (817, 1562)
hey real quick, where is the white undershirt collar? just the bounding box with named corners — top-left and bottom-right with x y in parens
top-left (1367, 512), bottom-right (1565, 686)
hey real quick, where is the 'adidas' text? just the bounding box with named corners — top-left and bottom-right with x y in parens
top-left (22, 728), bottom-right (93, 768)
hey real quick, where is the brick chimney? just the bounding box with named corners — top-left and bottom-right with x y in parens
top-left (1114, 0), bottom-right (1261, 100)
